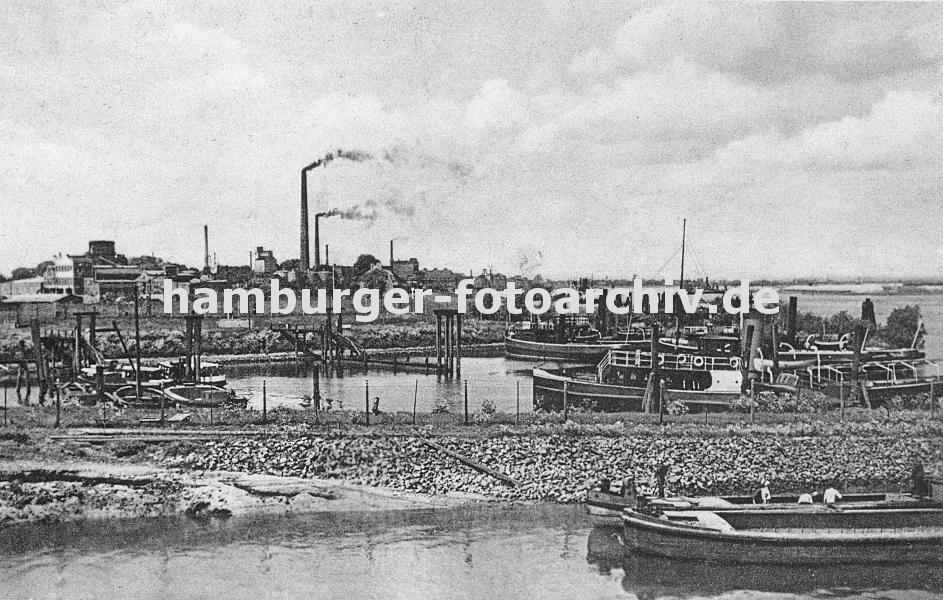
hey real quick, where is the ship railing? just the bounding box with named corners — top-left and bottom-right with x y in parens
top-left (861, 358), bottom-right (941, 383)
top-left (605, 349), bottom-right (740, 373)
top-left (806, 364), bottom-right (845, 385)
top-left (596, 352), bottom-right (612, 380)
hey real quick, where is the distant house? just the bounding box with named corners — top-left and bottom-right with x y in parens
top-left (0, 293), bottom-right (82, 323)
top-left (420, 268), bottom-right (463, 292)
top-left (0, 276), bottom-right (44, 298)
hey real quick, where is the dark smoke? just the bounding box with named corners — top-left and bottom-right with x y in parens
top-left (302, 148), bottom-right (377, 172)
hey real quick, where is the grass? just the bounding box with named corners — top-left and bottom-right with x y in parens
top-left (2, 402), bottom-right (941, 437)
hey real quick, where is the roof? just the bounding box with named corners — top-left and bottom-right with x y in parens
top-left (95, 268), bottom-right (144, 281)
top-left (1, 293), bottom-right (81, 304)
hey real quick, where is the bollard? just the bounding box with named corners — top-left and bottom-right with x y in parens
top-left (262, 380), bottom-right (267, 424)
top-left (464, 379), bottom-right (468, 425)
top-left (365, 380), bottom-right (370, 426)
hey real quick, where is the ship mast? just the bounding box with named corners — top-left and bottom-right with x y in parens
top-left (675, 219), bottom-right (686, 346)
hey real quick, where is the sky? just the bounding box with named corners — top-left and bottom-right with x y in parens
top-left (1, 1), bottom-right (942, 280)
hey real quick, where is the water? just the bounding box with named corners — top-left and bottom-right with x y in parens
top-left (226, 357), bottom-right (546, 415)
top-left (1, 506), bottom-right (941, 600)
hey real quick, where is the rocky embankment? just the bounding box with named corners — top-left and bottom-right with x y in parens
top-left (0, 459), bottom-right (476, 526)
top-left (151, 422), bottom-right (943, 503)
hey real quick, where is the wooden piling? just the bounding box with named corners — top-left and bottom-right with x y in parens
top-left (435, 314), bottom-right (442, 375)
top-left (456, 314), bottom-right (462, 376)
top-left (786, 296), bottom-right (798, 343)
top-left (464, 379), bottom-right (468, 425)
top-left (365, 379), bottom-right (370, 426)
top-left (413, 379), bottom-right (418, 425)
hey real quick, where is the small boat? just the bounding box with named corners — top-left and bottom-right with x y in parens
top-left (116, 362), bottom-right (173, 388)
top-left (587, 485), bottom-right (931, 523)
top-left (111, 385), bottom-right (172, 409)
top-left (621, 505), bottom-right (943, 564)
top-left (159, 359), bottom-right (228, 386)
top-left (163, 384), bottom-right (232, 408)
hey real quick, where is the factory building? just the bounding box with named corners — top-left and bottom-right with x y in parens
top-left (253, 247), bottom-right (279, 275)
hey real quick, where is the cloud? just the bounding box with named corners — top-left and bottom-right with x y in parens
top-left (571, 3), bottom-right (941, 84)
top-left (716, 90), bottom-right (943, 170)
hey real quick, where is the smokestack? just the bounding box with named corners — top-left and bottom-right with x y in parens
top-left (300, 169), bottom-right (310, 274)
top-left (203, 225), bottom-right (209, 271)
top-left (325, 244), bottom-right (329, 266)
top-left (314, 213), bottom-right (326, 270)
top-left (389, 240), bottom-right (394, 272)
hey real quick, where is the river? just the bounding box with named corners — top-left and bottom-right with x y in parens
top-left (227, 290), bottom-right (943, 414)
top-left (1, 506), bottom-right (941, 600)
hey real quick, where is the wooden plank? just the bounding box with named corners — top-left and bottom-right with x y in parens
top-left (419, 437), bottom-right (520, 487)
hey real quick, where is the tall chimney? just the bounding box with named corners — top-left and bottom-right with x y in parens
top-left (203, 225), bottom-right (209, 271)
top-left (389, 240), bottom-right (394, 272)
top-left (325, 244), bottom-right (329, 266)
top-left (300, 168), bottom-right (310, 274)
top-left (314, 213), bottom-right (323, 270)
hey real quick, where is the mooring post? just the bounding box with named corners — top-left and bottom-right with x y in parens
top-left (464, 379), bottom-right (469, 425)
top-left (365, 379), bottom-right (370, 426)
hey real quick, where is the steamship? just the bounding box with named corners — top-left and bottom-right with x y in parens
top-left (505, 316), bottom-right (652, 363)
top-left (533, 348), bottom-right (744, 412)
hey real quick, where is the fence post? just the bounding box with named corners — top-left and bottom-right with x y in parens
top-left (563, 380), bottom-right (569, 422)
top-left (839, 379), bottom-right (845, 422)
top-left (262, 380), bottom-right (267, 424)
top-left (464, 379), bottom-right (469, 425)
top-left (55, 378), bottom-right (61, 429)
top-left (750, 379), bottom-right (755, 424)
top-left (516, 381), bottom-right (520, 427)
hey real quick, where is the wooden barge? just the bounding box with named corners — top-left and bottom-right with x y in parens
top-left (621, 507), bottom-right (943, 564)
